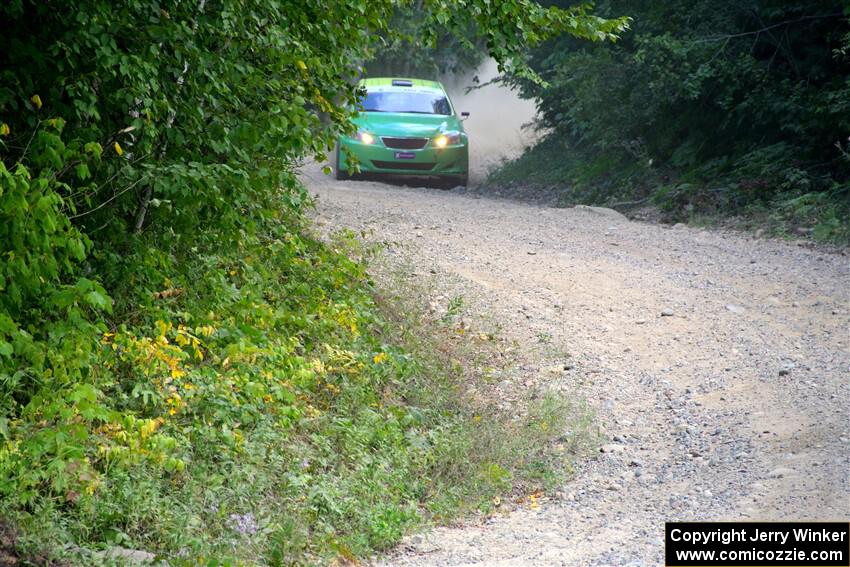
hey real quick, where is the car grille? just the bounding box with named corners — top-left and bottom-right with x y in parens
top-left (380, 137), bottom-right (429, 150)
top-left (372, 160), bottom-right (435, 171)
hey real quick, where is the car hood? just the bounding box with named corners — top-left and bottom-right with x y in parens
top-left (353, 112), bottom-right (463, 138)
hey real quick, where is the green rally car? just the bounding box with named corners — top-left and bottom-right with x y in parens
top-left (336, 77), bottom-right (469, 186)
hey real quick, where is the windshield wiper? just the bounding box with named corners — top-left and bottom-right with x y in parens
top-left (364, 109), bottom-right (446, 115)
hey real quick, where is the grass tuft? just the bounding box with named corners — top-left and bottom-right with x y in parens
top-left (488, 137), bottom-right (850, 245)
top-left (3, 221), bottom-right (595, 566)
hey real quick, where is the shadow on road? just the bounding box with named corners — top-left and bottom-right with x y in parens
top-left (344, 173), bottom-right (460, 190)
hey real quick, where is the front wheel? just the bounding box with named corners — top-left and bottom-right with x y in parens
top-left (436, 174), bottom-right (467, 190)
top-left (334, 144), bottom-right (349, 180)
top-left (448, 173), bottom-right (468, 188)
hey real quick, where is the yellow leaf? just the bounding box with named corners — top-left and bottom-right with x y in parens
top-left (0, 123), bottom-right (9, 137)
top-left (155, 320), bottom-right (170, 337)
top-left (195, 325), bottom-right (216, 337)
top-left (113, 141), bottom-right (123, 156)
top-left (30, 94), bottom-right (42, 110)
top-left (296, 60), bottom-right (307, 70)
top-left (140, 419), bottom-right (156, 439)
top-left (316, 94), bottom-right (332, 112)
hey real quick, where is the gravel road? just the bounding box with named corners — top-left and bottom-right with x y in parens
top-left (303, 168), bottom-right (849, 567)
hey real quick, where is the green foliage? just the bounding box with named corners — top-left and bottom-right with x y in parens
top-left (2, 207), bottom-right (585, 564)
top-left (496, 0), bottom-right (850, 241)
top-left (367, 4), bottom-right (489, 77)
top-left (368, 0), bottom-right (628, 79)
top-left (487, 136), bottom-right (648, 204)
top-left (1, 0), bottom-right (379, 248)
top-left (0, 134), bottom-right (112, 508)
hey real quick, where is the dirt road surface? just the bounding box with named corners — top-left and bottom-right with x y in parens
top-left (304, 168), bottom-right (849, 567)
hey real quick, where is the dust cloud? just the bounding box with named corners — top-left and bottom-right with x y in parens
top-left (443, 59), bottom-right (539, 181)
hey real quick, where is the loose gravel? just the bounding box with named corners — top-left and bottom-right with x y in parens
top-left (303, 167), bottom-right (850, 567)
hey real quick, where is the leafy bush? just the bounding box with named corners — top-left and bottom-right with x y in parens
top-left (494, 0), bottom-right (850, 242)
top-left (2, 195), bottom-right (593, 563)
top-left (0, 130), bottom-right (112, 508)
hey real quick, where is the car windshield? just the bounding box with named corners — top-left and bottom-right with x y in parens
top-left (362, 90), bottom-right (452, 115)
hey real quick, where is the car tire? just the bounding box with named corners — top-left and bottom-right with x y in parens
top-left (335, 144), bottom-right (348, 180)
top-left (435, 174), bottom-right (468, 190)
top-left (443, 173), bottom-right (467, 188)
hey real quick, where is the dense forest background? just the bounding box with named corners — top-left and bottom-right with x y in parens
top-left (491, 0), bottom-right (850, 241)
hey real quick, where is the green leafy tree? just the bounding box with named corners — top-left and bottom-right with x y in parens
top-left (502, 0), bottom-right (849, 237)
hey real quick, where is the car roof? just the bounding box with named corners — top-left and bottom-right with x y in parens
top-left (359, 77), bottom-right (446, 93)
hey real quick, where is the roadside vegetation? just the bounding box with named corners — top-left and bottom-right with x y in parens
top-left (0, 1), bottom-right (626, 564)
top-left (490, 1), bottom-right (850, 244)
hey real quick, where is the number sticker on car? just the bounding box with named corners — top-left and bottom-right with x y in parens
top-left (394, 151), bottom-right (415, 159)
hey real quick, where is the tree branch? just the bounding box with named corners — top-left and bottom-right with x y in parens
top-left (132, 184), bottom-right (153, 233)
top-left (69, 176), bottom-right (147, 220)
top-left (131, 0), bottom-right (206, 235)
top-left (694, 13), bottom-right (843, 43)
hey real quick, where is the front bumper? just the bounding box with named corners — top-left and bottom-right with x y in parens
top-left (339, 137), bottom-right (468, 176)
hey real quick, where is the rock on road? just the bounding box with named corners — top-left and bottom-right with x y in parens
top-left (304, 168), bottom-right (850, 567)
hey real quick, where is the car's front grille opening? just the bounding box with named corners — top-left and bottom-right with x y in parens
top-left (380, 137), bottom-right (429, 150)
top-left (372, 160), bottom-right (435, 171)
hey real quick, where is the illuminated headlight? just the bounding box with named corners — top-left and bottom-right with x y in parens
top-left (434, 132), bottom-right (461, 148)
top-left (357, 131), bottom-right (375, 144)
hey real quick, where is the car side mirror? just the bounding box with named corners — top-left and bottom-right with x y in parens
top-left (461, 111), bottom-right (470, 120)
